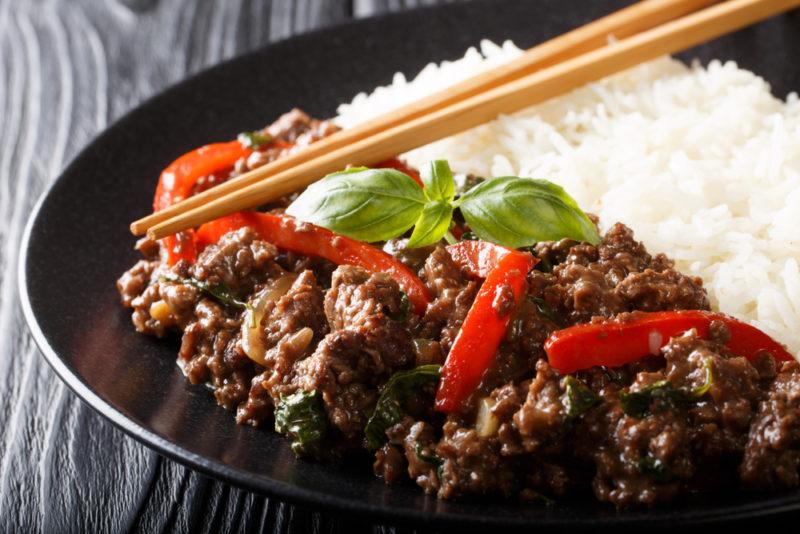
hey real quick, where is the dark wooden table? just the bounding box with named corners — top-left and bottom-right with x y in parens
top-left (0, 1), bottom-right (465, 532)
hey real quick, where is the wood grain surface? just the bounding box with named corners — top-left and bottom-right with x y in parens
top-left (0, 1), bottom-right (462, 532)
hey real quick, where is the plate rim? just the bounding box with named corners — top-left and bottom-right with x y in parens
top-left (17, 1), bottom-right (800, 529)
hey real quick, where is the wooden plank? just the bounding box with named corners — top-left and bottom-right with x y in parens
top-left (0, 0), bottom-right (427, 531)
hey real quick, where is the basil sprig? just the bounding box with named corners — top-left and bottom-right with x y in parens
top-left (287, 160), bottom-right (600, 249)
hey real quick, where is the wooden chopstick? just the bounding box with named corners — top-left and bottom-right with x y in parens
top-left (147, 0), bottom-right (799, 241)
top-left (131, 0), bottom-right (719, 236)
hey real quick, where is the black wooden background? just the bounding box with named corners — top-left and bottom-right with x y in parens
top-left (0, 1), bottom-right (467, 532)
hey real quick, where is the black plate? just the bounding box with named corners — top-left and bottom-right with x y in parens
top-left (19, 0), bottom-right (800, 529)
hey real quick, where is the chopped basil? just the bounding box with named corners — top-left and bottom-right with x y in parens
top-left (287, 159), bottom-right (598, 249)
top-left (619, 381), bottom-right (687, 418)
top-left (364, 365), bottom-right (441, 449)
top-left (414, 441), bottom-right (443, 467)
top-left (385, 291), bottom-right (411, 322)
top-left (619, 361), bottom-right (713, 419)
top-left (160, 273), bottom-right (254, 323)
top-left (414, 441), bottom-right (445, 481)
top-left (459, 231), bottom-right (479, 241)
top-left (274, 390), bottom-right (327, 457)
top-left (563, 376), bottom-right (601, 418)
top-left (237, 130), bottom-right (273, 148)
top-left (531, 297), bottom-right (563, 327)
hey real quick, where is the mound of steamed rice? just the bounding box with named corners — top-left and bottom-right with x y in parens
top-left (335, 40), bottom-right (800, 358)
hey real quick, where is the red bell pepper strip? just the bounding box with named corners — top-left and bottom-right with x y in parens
top-left (153, 140), bottom-right (253, 265)
top-left (435, 241), bottom-right (537, 412)
top-left (544, 310), bottom-right (795, 374)
top-left (196, 212), bottom-right (431, 315)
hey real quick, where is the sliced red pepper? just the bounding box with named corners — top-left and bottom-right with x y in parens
top-left (435, 242), bottom-right (537, 413)
top-left (544, 310), bottom-right (795, 374)
top-left (153, 140), bottom-right (253, 265)
top-left (376, 158), bottom-right (424, 188)
top-left (196, 212), bottom-right (431, 315)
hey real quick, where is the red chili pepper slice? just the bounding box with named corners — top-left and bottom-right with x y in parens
top-left (153, 140), bottom-right (253, 265)
top-left (196, 212), bottom-right (431, 315)
top-left (435, 241), bottom-right (537, 413)
top-left (544, 310), bottom-right (795, 374)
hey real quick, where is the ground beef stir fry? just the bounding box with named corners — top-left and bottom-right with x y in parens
top-left (118, 109), bottom-right (800, 507)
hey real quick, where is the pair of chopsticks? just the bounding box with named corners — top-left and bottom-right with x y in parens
top-left (133, 0), bottom-right (800, 240)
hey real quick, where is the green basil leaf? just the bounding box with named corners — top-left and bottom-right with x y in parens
top-left (364, 364), bottom-right (441, 449)
top-left (274, 389), bottom-right (327, 457)
top-left (406, 201), bottom-right (454, 248)
top-left (160, 273), bottom-right (254, 325)
top-left (457, 177), bottom-right (600, 248)
top-left (414, 441), bottom-right (443, 467)
top-left (620, 362), bottom-right (713, 420)
top-left (563, 376), bottom-right (601, 418)
top-left (287, 167), bottom-right (426, 242)
top-left (619, 380), bottom-right (692, 418)
top-left (420, 160), bottom-right (455, 202)
top-left (386, 291), bottom-right (411, 322)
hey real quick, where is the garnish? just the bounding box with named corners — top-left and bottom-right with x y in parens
top-left (274, 389), bottom-right (327, 456)
top-left (563, 376), bottom-right (601, 418)
top-left (160, 272), bottom-right (254, 325)
top-left (414, 441), bottom-right (444, 468)
top-left (385, 291), bottom-right (411, 322)
top-left (287, 160), bottom-right (600, 249)
top-left (414, 441), bottom-right (445, 481)
top-left (286, 167), bottom-right (426, 242)
top-left (456, 176), bottom-right (600, 248)
top-left (237, 130), bottom-right (273, 149)
top-left (364, 365), bottom-right (441, 449)
top-left (619, 363), bottom-right (712, 419)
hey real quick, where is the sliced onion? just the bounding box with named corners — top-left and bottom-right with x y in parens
top-left (284, 327), bottom-right (314, 356)
top-left (475, 397), bottom-right (499, 438)
top-left (241, 273), bottom-right (296, 366)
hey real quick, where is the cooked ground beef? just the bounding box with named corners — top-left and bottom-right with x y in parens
top-left (117, 109), bottom-right (800, 508)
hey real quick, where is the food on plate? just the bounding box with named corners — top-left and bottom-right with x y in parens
top-left (118, 44), bottom-right (800, 507)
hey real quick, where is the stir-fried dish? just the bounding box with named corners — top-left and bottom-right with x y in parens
top-left (118, 109), bottom-right (800, 507)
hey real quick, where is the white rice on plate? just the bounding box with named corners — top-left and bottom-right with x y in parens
top-left (335, 39), bottom-right (800, 358)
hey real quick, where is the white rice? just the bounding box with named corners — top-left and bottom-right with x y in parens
top-left (335, 40), bottom-right (800, 358)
